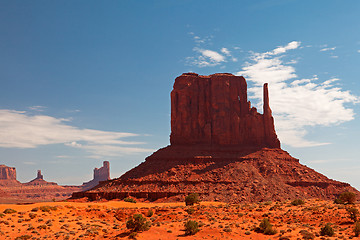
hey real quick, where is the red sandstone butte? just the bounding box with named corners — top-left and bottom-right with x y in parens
top-left (170, 73), bottom-right (280, 148)
top-left (0, 164), bottom-right (21, 186)
top-left (72, 73), bottom-right (359, 203)
top-left (81, 161), bottom-right (111, 191)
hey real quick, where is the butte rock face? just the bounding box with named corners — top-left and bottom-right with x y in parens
top-left (72, 73), bottom-right (359, 203)
top-left (81, 161), bottom-right (111, 191)
top-left (0, 164), bottom-right (21, 186)
top-left (170, 73), bottom-right (280, 148)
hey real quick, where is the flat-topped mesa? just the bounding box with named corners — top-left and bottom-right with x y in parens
top-left (170, 73), bottom-right (280, 148)
top-left (0, 165), bottom-right (17, 180)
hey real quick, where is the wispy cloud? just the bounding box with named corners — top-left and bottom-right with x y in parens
top-left (186, 34), bottom-right (238, 67)
top-left (237, 41), bottom-right (359, 147)
top-left (0, 110), bottom-right (153, 157)
top-left (221, 47), bottom-right (231, 56)
top-left (28, 106), bottom-right (47, 112)
top-left (187, 48), bottom-right (226, 67)
top-left (320, 46), bottom-right (336, 51)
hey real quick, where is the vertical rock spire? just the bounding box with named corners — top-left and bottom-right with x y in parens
top-left (263, 83), bottom-right (271, 116)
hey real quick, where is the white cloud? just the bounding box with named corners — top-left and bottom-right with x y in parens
top-left (269, 41), bottom-right (301, 55)
top-left (221, 47), bottom-right (231, 56)
top-left (23, 161), bottom-right (36, 165)
top-left (320, 47), bottom-right (336, 51)
top-left (357, 50), bottom-right (360, 53)
top-left (0, 110), bottom-right (153, 156)
top-left (188, 48), bottom-right (226, 67)
top-left (28, 106), bottom-right (47, 112)
top-left (237, 41), bottom-right (359, 148)
top-left (200, 49), bottom-right (225, 62)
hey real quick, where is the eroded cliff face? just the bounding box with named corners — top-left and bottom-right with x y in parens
top-left (170, 73), bottom-right (280, 148)
top-left (0, 165), bottom-right (17, 180)
top-left (81, 161), bottom-right (111, 191)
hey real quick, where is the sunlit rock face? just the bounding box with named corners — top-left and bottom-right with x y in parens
top-left (72, 73), bottom-right (359, 203)
top-left (0, 164), bottom-right (17, 180)
top-left (170, 73), bottom-right (280, 148)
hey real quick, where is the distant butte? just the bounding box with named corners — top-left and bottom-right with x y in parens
top-left (81, 161), bottom-right (111, 191)
top-left (72, 73), bottom-right (359, 203)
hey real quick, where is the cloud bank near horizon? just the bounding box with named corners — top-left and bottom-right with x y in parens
top-left (0, 109), bottom-right (153, 158)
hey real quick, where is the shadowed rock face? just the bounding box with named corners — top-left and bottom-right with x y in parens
top-left (72, 73), bottom-right (359, 203)
top-left (81, 161), bottom-right (110, 191)
top-left (170, 73), bottom-right (280, 148)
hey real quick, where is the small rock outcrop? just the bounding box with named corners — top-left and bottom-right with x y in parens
top-left (72, 73), bottom-right (359, 203)
top-left (81, 161), bottom-right (111, 191)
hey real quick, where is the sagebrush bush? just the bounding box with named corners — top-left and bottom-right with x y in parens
top-left (354, 221), bottom-right (360, 237)
top-left (335, 192), bottom-right (356, 204)
top-left (185, 193), bottom-right (200, 206)
top-left (185, 207), bottom-right (195, 214)
top-left (347, 207), bottom-right (359, 223)
top-left (124, 197), bottom-right (137, 203)
top-left (3, 208), bottom-right (16, 214)
top-left (146, 209), bottom-right (153, 217)
top-left (39, 206), bottom-right (57, 212)
top-left (291, 199), bottom-right (305, 206)
top-left (184, 220), bottom-right (200, 235)
top-left (126, 214), bottom-right (151, 232)
top-left (320, 223), bottom-right (334, 236)
top-left (257, 218), bottom-right (277, 235)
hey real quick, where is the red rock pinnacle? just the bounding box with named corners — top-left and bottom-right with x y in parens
top-left (170, 73), bottom-right (280, 148)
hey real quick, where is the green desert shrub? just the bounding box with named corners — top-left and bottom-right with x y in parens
top-left (291, 199), bottom-right (305, 206)
top-left (39, 206), bottom-right (57, 212)
top-left (146, 209), bottom-right (153, 217)
top-left (347, 207), bottom-right (359, 223)
top-left (354, 221), bottom-right (360, 237)
top-left (256, 218), bottom-right (277, 235)
top-left (126, 214), bottom-right (151, 232)
top-left (128, 232), bottom-right (137, 239)
top-left (15, 235), bottom-right (32, 240)
top-left (299, 229), bottom-right (315, 239)
top-left (124, 197), bottom-right (137, 203)
top-left (184, 220), bottom-right (200, 235)
top-left (185, 207), bottom-right (195, 215)
top-left (335, 192), bottom-right (356, 204)
top-left (185, 193), bottom-right (200, 206)
top-left (3, 208), bottom-right (17, 214)
top-left (320, 223), bottom-right (334, 237)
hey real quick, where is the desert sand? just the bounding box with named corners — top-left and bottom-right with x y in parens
top-left (0, 198), bottom-right (359, 239)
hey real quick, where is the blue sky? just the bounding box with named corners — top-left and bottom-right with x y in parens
top-left (1, 0), bottom-right (360, 189)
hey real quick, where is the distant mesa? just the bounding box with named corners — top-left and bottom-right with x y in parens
top-left (72, 73), bottom-right (360, 203)
top-left (0, 165), bottom-right (80, 203)
top-left (81, 161), bottom-right (111, 191)
top-left (0, 161), bottom-right (112, 203)
top-left (0, 164), bottom-right (21, 186)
